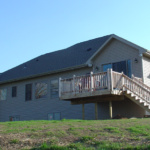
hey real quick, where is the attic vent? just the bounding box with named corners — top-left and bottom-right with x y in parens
top-left (87, 48), bottom-right (92, 52)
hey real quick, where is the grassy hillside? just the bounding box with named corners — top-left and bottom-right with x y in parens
top-left (0, 118), bottom-right (150, 150)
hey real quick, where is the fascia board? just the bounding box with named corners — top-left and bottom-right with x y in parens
top-left (0, 64), bottom-right (87, 85)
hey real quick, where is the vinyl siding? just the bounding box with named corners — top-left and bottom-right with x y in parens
top-left (0, 39), bottom-right (147, 121)
top-left (143, 56), bottom-right (150, 86)
top-left (92, 39), bottom-right (143, 78)
top-left (94, 39), bottom-right (145, 118)
top-left (0, 67), bottom-right (95, 121)
top-left (98, 98), bottom-right (145, 119)
top-left (142, 56), bottom-right (150, 115)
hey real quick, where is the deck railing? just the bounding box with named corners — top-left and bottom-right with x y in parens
top-left (112, 71), bottom-right (150, 104)
top-left (59, 71), bottom-right (108, 96)
top-left (59, 69), bottom-right (150, 105)
top-left (122, 74), bottom-right (150, 104)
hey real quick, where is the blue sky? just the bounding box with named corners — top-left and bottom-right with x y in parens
top-left (0, 0), bottom-right (150, 73)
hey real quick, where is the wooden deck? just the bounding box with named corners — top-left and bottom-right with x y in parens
top-left (59, 69), bottom-right (150, 105)
top-left (59, 69), bottom-right (123, 101)
top-left (59, 69), bottom-right (150, 119)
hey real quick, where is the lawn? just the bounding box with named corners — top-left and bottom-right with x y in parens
top-left (0, 118), bottom-right (150, 150)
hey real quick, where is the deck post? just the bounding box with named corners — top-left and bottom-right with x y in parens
top-left (95, 103), bottom-right (98, 120)
top-left (90, 72), bottom-right (94, 92)
top-left (122, 72), bottom-right (124, 91)
top-left (59, 77), bottom-right (62, 98)
top-left (107, 69), bottom-right (110, 90)
top-left (110, 69), bottom-right (113, 91)
top-left (109, 101), bottom-right (113, 119)
top-left (73, 75), bottom-right (76, 94)
top-left (82, 104), bottom-right (85, 120)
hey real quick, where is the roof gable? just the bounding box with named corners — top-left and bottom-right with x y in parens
top-left (86, 34), bottom-right (147, 63)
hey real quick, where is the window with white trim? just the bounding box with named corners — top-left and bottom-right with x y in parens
top-left (25, 84), bottom-right (32, 101)
top-left (0, 88), bottom-right (7, 100)
top-left (35, 82), bottom-right (48, 99)
top-left (12, 86), bottom-right (17, 97)
top-left (50, 79), bottom-right (58, 98)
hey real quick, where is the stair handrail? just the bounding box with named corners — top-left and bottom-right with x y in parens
top-left (132, 75), bottom-right (150, 91)
top-left (121, 74), bottom-right (150, 104)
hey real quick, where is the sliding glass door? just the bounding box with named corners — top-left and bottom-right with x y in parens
top-left (102, 60), bottom-right (131, 77)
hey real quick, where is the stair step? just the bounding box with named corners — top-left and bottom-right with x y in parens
top-left (143, 102), bottom-right (149, 106)
top-left (139, 99), bottom-right (145, 103)
top-left (131, 93), bottom-right (135, 97)
top-left (126, 90), bottom-right (131, 94)
top-left (135, 96), bottom-right (139, 100)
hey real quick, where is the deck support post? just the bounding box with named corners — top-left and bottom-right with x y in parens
top-left (82, 104), bottom-right (85, 120)
top-left (95, 103), bottom-right (98, 120)
top-left (59, 77), bottom-right (62, 98)
top-left (109, 101), bottom-right (113, 119)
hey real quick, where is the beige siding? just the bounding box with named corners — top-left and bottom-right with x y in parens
top-left (143, 56), bottom-right (150, 86)
top-left (142, 56), bottom-right (150, 115)
top-left (92, 39), bottom-right (143, 78)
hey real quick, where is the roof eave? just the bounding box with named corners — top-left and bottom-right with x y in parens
top-left (0, 64), bottom-right (88, 85)
top-left (143, 51), bottom-right (150, 58)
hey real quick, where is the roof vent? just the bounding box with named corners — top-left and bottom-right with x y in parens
top-left (87, 48), bottom-right (92, 52)
top-left (36, 59), bottom-right (39, 62)
top-left (23, 64), bottom-right (27, 69)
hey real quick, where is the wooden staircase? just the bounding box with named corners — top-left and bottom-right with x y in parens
top-left (124, 90), bottom-right (150, 113)
top-left (113, 72), bottom-right (150, 113)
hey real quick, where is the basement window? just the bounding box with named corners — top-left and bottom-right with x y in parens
top-left (48, 112), bottom-right (61, 120)
top-left (9, 115), bottom-right (20, 121)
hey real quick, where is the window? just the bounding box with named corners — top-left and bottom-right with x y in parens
top-left (102, 60), bottom-right (131, 78)
top-left (50, 79), bottom-right (58, 98)
top-left (9, 115), bottom-right (20, 121)
top-left (48, 112), bottom-right (61, 120)
top-left (0, 88), bottom-right (7, 100)
top-left (35, 82), bottom-right (47, 99)
top-left (12, 86), bottom-right (17, 97)
top-left (127, 60), bottom-right (132, 78)
top-left (102, 63), bottom-right (112, 72)
top-left (25, 84), bottom-right (32, 101)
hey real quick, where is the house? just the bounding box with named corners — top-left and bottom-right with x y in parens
top-left (0, 34), bottom-right (150, 121)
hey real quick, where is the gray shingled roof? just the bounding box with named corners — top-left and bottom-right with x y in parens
top-left (0, 35), bottom-right (112, 83)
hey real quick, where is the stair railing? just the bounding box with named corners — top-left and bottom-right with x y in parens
top-left (112, 71), bottom-right (150, 105)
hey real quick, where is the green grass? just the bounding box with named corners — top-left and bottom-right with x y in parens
top-left (10, 139), bottom-right (19, 144)
top-left (0, 119), bottom-right (150, 149)
top-left (31, 142), bottom-right (150, 150)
